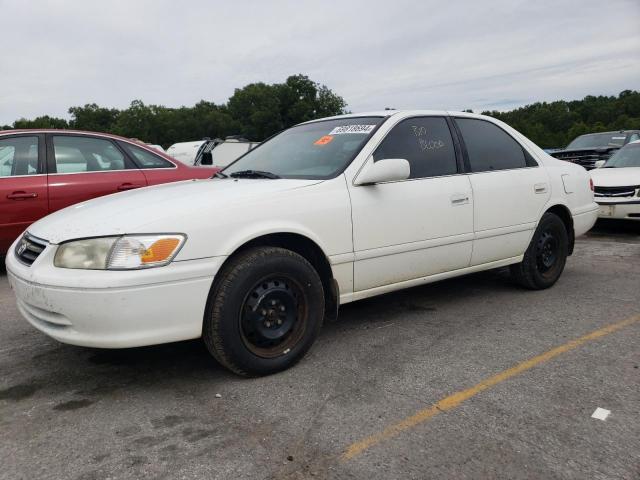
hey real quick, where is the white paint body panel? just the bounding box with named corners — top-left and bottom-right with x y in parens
top-left (7, 110), bottom-right (599, 348)
top-left (468, 168), bottom-right (550, 265)
top-left (349, 173), bottom-right (473, 290)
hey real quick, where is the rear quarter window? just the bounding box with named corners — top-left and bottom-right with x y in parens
top-left (121, 143), bottom-right (175, 169)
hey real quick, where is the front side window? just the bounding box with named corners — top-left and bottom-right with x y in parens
top-left (0, 136), bottom-right (39, 177)
top-left (456, 118), bottom-right (527, 172)
top-left (373, 117), bottom-right (458, 179)
top-left (121, 143), bottom-right (174, 168)
top-left (224, 117), bottom-right (384, 179)
top-left (53, 136), bottom-right (127, 173)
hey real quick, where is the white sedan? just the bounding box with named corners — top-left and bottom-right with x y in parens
top-left (590, 140), bottom-right (640, 221)
top-left (7, 111), bottom-right (599, 376)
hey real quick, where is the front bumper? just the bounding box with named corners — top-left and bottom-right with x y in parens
top-left (6, 237), bottom-right (224, 348)
top-left (596, 200), bottom-right (640, 221)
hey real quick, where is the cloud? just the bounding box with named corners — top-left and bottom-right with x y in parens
top-left (0, 0), bottom-right (638, 124)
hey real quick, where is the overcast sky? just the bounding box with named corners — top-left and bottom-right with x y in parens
top-left (1, 0), bottom-right (638, 124)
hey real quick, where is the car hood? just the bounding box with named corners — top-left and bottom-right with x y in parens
top-left (29, 178), bottom-right (322, 245)
top-left (590, 167), bottom-right (640, 187)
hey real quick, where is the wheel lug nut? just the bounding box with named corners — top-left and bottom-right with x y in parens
top-left (271, 300), bottom-right (276, 305)
top-left (277, 319), bottom-right (282, 325)
top-left (280, 306), bottom-right (285, 311)
top-left (261, 309), bottom-right (266, 315)
top-left (265, 321), bottom-right (271, 327)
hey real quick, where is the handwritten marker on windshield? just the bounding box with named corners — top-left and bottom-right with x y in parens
top-left (591, 407), bottom-right (611, 421)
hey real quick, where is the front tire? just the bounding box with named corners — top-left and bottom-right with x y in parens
top-left (203, 247), bottom-right (325, 376)
top-left (510, 212), bottom-right (569, 290)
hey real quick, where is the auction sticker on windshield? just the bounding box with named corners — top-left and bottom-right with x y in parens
top-left (329, 125), bottom-right (376, 135)
top-left (314, 135), bottom-right (334, 146)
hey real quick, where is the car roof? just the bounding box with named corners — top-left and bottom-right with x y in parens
top-left (0, 128), bottom-right (181, 165)
top-left (0, 128), bottom-right (134, 141)
top-left (576, 130), bottom-right (639, 136)
top-left (301, 109), bottom-right (489, 124)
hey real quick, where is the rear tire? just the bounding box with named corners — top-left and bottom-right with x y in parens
top-left (510, 212), bottom-right (569, 290)
top-left (203, 247), bottom-right (324, 376)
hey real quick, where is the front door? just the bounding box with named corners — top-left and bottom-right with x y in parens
top-left (0, 134), bottom-right (48, 252)
top-left (348, 116), bottom-right (474, 292)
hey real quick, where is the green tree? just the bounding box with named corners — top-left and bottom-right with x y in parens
top-left (68, 103), bottom-right (119, 132)
top-left (227, 82), bottom-right (284, 140)
top-left (484, 90), bottom-right (640, 148)
top-left (13, 116), bottom-right (69, 129)
top-left (228, 74), bottom-right (347, 140)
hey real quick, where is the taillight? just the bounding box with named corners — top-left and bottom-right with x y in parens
top-left (589, 178), bottom-right (594, 192)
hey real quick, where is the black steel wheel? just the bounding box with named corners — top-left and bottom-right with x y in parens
top-left (510, 212), bottom-right (569, 290)
top-left (535, 230), bottom-right (559, 275)
top-left (239, 276), bottom-right (307, 358)
top-left (203, 247), bottom-right (324, 376)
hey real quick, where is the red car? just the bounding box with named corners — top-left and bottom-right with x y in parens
top-left (0, 129), bottom-right (218, 255)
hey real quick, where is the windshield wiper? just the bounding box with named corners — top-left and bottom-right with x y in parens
top-left (229, 170), bottom-right (280, 179)
top-left (213, 171), bottom-right (228, 179)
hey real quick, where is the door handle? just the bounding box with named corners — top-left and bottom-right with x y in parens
top-left (450, 194), bottom-right (470, 206)
top-left (534, 183), bottom-right (548, 194)
top-left (7, 191), bottom-right (38, 200)
top-left (117, 183), bottom-right (144, 191)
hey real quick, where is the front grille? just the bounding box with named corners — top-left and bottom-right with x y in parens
top-left (15, 233), bottom-right (48, 266)
top-left (594, 185), bottom-right (639, 198)
top-left (553, 151), bottom-right (614, 170)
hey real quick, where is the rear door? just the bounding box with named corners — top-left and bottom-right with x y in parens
top-left (46, 134), bottom-right (147, 213)
top-left (117, 141), bottom-right (184, 186)
top-left (453, 117), bottom-right (550, 265)
top-left (0, 134), bottom-right (48, 252)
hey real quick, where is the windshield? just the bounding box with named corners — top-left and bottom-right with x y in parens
top-left (603, 143), bottom-right (640, 168)
top-left (566, 132), bottom-right (627, 149)
top-left (223, 117), bottom-right (384, 179)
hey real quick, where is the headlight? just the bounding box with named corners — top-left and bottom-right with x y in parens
top-left (54, 234), bottom-right (186, 270)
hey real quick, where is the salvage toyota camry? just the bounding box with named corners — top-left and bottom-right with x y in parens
top-left (7, 111), bottom-right (599, 376)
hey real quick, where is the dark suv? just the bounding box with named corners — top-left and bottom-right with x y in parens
top-left (551, 130), bottom-right (640, 169)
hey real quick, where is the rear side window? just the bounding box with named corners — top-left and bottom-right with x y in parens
top-left (122, 143), bottom-right (174, 169)
top-left (373, 117), bottom-right (458, 179)
top-left (53, 136), bottom-right (127, 173)
top-left (455, 118), bottom-right (527, 172)
top-left (0, 136), bottom-right (39, 177)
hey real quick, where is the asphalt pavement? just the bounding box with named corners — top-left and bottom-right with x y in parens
top-left (1, 220), bottom-right (639, 480)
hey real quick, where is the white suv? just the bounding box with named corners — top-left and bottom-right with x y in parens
top-left (7, 111), bottom-right (599, 376)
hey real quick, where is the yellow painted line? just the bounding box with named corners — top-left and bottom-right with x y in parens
top-left (342, 314), bottom-right (640, 461)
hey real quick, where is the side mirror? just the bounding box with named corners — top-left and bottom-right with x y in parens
top-left (354, 158), bottom-right (410, 185)
top-left (594, 160), bottom-right (606, 168)
top-left (200, 151), bottom-right (213, 165)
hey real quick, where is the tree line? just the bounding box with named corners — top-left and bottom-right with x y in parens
top-left (4, 76), bottom-right (638, 149)
top-left (3, 75), bottom-right (347, 148)
top-left (482, 90), bottom-right (640, 148)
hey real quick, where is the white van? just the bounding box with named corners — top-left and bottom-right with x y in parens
top-left (166, 140), bottom-right (207, 165)
top-left (197, 138), bottom-right (260, 168)
top-left (167, 138), bottom-right (259, 167)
